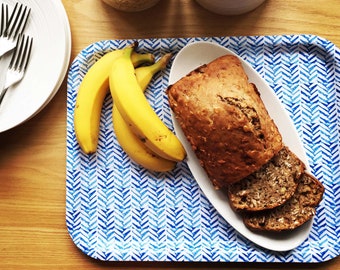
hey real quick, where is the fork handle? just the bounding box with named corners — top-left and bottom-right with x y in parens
top-left (0, 87), bottom-right (9, 106)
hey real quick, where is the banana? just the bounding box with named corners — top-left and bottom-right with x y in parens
top-left (74, 45), bottom-right (155, 154)
top-left (113, 107), bottom-right (176, 172)
top-left (113, 53), bottom-right (176, 172)
top-left (109, 47), bottom-right (186, 162)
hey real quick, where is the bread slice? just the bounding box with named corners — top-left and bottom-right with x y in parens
top-left (227, 146), bottom-right (305, 212)
top-left (167, 55), bottom-right (283, 187)
top-left (242, 172), bottom-right (324, 232)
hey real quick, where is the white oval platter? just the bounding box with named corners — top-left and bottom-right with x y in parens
top-left (168, 41), bottom-right (312, 252)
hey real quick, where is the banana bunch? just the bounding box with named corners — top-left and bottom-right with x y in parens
top-left (74, 43), bottom-right (186, 172)
top-left (109, 46), bottom-right (186, 164)
top-left (74, 42), bottom-right (154, 154)
top-left (113, 53), bottom-right (179, 172)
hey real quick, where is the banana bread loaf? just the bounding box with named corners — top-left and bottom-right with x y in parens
top-left (227, 146), bottom-right (305, 212)
top-left (167, 54), bottom-right (283, 187)
top-left (242, 172), bottom-right (324, 231)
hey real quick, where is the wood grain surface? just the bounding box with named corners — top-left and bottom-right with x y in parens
top-left (0, 0), bottom-right (339, 269)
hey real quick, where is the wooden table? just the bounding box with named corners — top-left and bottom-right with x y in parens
top-left (0, 0), bottom-right (339, 269)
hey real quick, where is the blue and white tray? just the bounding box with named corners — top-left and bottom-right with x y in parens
top-left (66, 35), bottom-right (340, 262)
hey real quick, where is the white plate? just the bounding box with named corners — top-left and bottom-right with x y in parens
top-left (168, 41), bottom-right (312, 251)
top-left (0, 0), bottom-right (71, 132)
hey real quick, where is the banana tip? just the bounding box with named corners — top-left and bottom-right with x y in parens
top-left (129, 41), bottom-right (139, 50)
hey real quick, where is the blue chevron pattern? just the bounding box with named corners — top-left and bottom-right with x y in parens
top-left (66, 35), bottom-right (340, 262)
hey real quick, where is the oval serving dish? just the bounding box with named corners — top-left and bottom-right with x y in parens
top-left (168, 41), bottom-right (312, 252)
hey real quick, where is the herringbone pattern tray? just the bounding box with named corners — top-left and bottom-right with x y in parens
top-left (66, 35), bottom-right (340, 262)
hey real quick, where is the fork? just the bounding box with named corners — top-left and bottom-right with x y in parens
top-left (0, 34), bottom-right (33, 105)
top-left (0, 2), bottom-right (31, 57)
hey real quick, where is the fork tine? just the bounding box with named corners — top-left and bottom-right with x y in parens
top-left (5, 3), bottom-right (30, 39)
top-left (9, 34), bottom-right (22, 68)
top-left (23, 36), bottom-right (33, 71)
top-left (0, 3), bottom-right (9, 36)
top-left (3, 2), bottom-right (19, 37)
top-left (9, 34), bottom-right (33, 71)
top-left (16, 5), bottom-right (30, 36)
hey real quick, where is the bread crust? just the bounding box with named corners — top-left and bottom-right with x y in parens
top-left (167, 55), bottom-right (283, 187)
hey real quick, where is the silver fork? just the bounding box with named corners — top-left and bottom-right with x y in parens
top-left (0, 34), bottom-right (33, 105)
top-left (0, 2), bottom-right (31, 57)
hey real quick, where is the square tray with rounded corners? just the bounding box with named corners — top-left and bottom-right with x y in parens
top-left (66, 35), bottom-right (340, 262)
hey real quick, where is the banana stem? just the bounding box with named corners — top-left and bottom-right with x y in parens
top-left (143, 53), bottom-right (172, 75)
top-left (135, 53), bottom-right (173, 91)
top-left (131, 52), bottom-right (155, 67)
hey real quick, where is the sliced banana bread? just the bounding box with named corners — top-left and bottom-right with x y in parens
top-left (227, 146), bottom-right (305, 212)
top-left (242, 172), bottom-right (324, 232)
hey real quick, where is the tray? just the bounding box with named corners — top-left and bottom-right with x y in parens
top-left (66, 35), bottom-right (340, 262)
